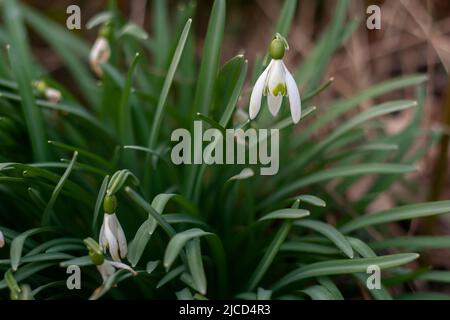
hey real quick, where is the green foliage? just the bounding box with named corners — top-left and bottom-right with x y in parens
top-left (0, 0), bottom-right (447, 300)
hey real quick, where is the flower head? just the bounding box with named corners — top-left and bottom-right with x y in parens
top-left (0, 229), bottom-right (4, 248)
top-left (89, 25), bottom-right (111, 77)
top-left (33, 81), bottom-right (62, 103)
top-left (249, 34), bottom-right (301, 124)
top-left (45, 88), bottom-right (62, 103)
top-left (99, 195), bottom-right (127, 261)
top-left (84, 237), bottom-right (136, 284)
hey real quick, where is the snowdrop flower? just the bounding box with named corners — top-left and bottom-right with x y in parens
top-left (34, 81), bottom-right (62, 103)
top-left (84, 238), bottom-right (136, 284)
top-left (249, 34), bottom-right (301, 124)
top-left (0, 229), bottom-right (4, 248)
top-left (99, 195), bottom-right (127, 261)
top-left (89, 25), bottom-right (111, 77)
top-left (44, 88), bottom-right (62, 103)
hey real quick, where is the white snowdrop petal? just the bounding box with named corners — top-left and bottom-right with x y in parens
top-left (283, 63), bottom-right (301, 124)
top-left (0, 230), bottom-right (4, 248)
top-left (89, 37), bottom-right (110, 77)
top-left (99, 219), bottom-right (108, 250)
top-left (113, 215), bottom-right (128, 259)
top-left (267, 60), bottom-right (285, 95)
top-left (45, 88), bottom-right (61, 103)
top-left (104, 217), bottom-right (120, 261)
top-left (97, 263), bottom-right (114, 282)
top-left (249, 60), bottom-right (273, 120)
top-left (267, 94), bottom-right (283, 116)
top-left (109, 261), bottom-right (136, 275)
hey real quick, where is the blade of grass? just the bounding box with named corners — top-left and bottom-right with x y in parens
top-left (42, 151), bottom-right (78, 225)
top-left (273, 253), bottom-right (419, 291)
top-left (4, 0), bottom-right (48, 160)
top-left (294, 220), bottom-right (354, 258)
top-left (186, 238), bottom-right (207, 295)
top-left (144, 19), bottom-right (192, 191)
top-left (261, 163), bottom-right (416, 208)
top-left (340, 201), bottom-right (450, 234)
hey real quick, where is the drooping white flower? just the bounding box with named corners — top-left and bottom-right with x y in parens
top-left (33, 81), bottom-right (62, 103)
top-left (99, 213), bottom-right (127, 261)
top-left (89, 36), bottom-right (110, 77)
top-left (99, 195), bottom-right (127, 261)
top-left (249, 34), bottom-right (301, 124)
top-left (45, 88), bottom-right (62, 103)
top-left (0, 229), bottom-right (4, 248)
top-left (84, 237), bottom-right (136, 300)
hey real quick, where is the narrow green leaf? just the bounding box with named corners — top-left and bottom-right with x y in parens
top-left (92, 175), bottom-right (109, 236)
top-left (4, 0), bottom-right (47, 160)
top-left (118, 23), bottom-right (149, 40)
top-left (196, 112), bottom-right (226, 134)
top-left (247, 221), bottom-right (292, 291)
top-left (59, 256), bottom-right (92, 267)
top-left (86, 12), bottom-right (114, 29)
top-left (42, 151), bottom-right (78, 225)
top-left (107, 169), bottom-right (139, 196)
top-left (257, 288), bottom-right (272, 300)
top-left (128, 219), bottom-right (153, 267)
top-left (293, 74), bottom-right (427, 148)
top-left (295, 195), bottom-right (326, 207)
top-left (294, 220), bottom-right (354, 258)
top-left (227, 168), bottom-right (254, 183)
top-left (281, 241), bottom-right (340, 255)
top-left (417, 271), bottom-right (450, 283)
top-left (146, 261), bottom-right (160, 274)
top-left (258, 209), bottom-right (310, 222)
top-left (262, 163), bottom-right (416, 207)
top-left (124, 187), bottom-right (177, 238)
top-left (10, 227), bottom-right (54, 271)
top-left (272, 253), bottom-right (419, 291)
top-left (157, 265), bottom-right (185, 288)
top-left (118, 53), bottom-right (140, 146)
top-left (340, 201), bottom-right (450, 233)
top-left (301, 285), bottom-right (336, 300)
top-left (317, 277), bottom-right (344, 300)
top-left (176, 288), bottom-right (194, 300)
top-left (369, 236), bottom-right (450, 251)
top-left (163, 228), bottom-right (212, 270)
top-left (0, 262), bottom-right (55, 289)
top-left (397, 292), bottom-right (450, 300)
top-left (192, 0), bottom-right (225, 115)
top-left (186, 238), bottom-right (207, 295)
top-left (153, 0), bottom-right (170, 67)
top-left (283, 100), bottom-right (417, 176)
top-left (145, 19), bottom-right (192, 190)
top-left (147, 19), bottom-right (192, 150)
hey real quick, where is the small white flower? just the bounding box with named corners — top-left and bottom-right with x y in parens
top-left (0, 229), bottom-right (4, 248)
top-left (99, 213), bottom-right (127, 261)
top-left (97, 259), bottom-right (136, 283)
top-left (249, 35), bottom-right (301, 124)
top-left (89, 37), bottom-right (110, 77)
top-left (45, 88), bottom-right (62, 103)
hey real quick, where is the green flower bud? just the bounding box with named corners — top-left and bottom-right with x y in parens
top-left (84, 237), bottom-right (105, 265)
top-left (99, 22), bottom-right (112, 38)
top-left (5, 270), bottom-right (21, 300)
top-left (89, 250), bottom-right (105, 265)
top-left (33, 80), bottom-right (47, 94)
top-left (103, 194), bottom-right (117, 214)
top-left (269, 38), bottom-right (285, 60)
